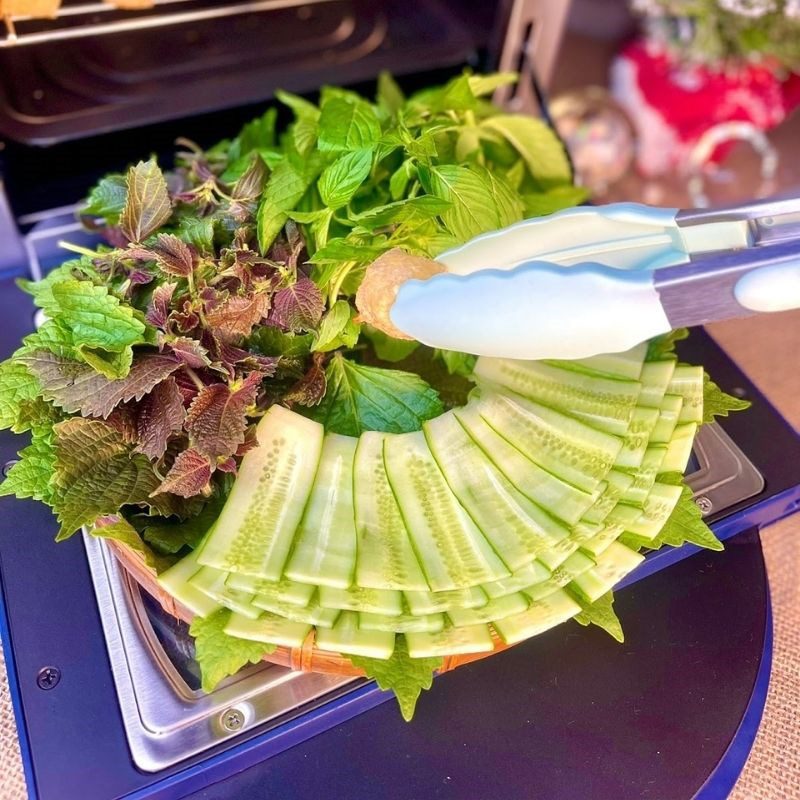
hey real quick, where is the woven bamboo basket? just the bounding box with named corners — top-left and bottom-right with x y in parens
top-left (109, 540), bottom-right (511, 677)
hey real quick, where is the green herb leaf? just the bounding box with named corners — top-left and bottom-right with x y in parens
top-left (51, 418), bottom-right (162, 540)
top-left (177, 217), bottom-right (215, 254)
top-left (521, 184), bottom-right (590, 217)
top-left (312, 300), bottom-right (360, 353)
top-left (646, 329), bottom-right (689, 361)
top-left (570, 590), bottom-right (624, 642)
top-left (248, 327), bottom-right (313, 358)
top-left (363, 326), bottom-right (420, 363)
top-left (351, 196), bottom-right (451, 232)
top-left (702, 372), bottom-right (751, 424)
top-left (349, 637), bottom-right (441, 722)
top-left (481, 115), bottom-right (572, 188)
top-left (89, 515), bottom-right (173, 573)
top-left (621, 477), bottom-right (724, 553)
top-left (38, 279), bottom-right (147, 355)
top-left (317, 97), bottom-right (381, 153)
top-left (120, 159), bottom-right (173, 243)
top-left (190, 609), bottom-right (275, 694)
top-left (308, 353), bottom-right (443, 436)
top-left (376, 71), bottom-right (405, 116)
top-left (257, 159), bottom-right (311, 253)
top-left (81, 174), bottom-right (128, 223)
top-left (0, 428), bottom-right (57, 503)
top-left (0, 361), bottom-right (41, 432)
top-left (467, 71), bottom-right (518, 97)
top-left (318, 148), bottom-right (373, 210)
top-left (435, 349), bottom-right (477, 378)
top-left (142, 492), bottom-right (225, 554)
top-left (20, 350), bottom-right (180, 418)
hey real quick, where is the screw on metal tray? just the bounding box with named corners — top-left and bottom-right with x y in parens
top-left (36, 666), bottom-right (61, 690)
top-left (220, 707), bottom-right (246, 732)
top-left (695, 496), bottom-right (714, 515)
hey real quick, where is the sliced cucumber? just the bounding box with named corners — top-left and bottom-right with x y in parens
top-left (614, 406), bottom-right (660, 469)
top-left (157, 549), bottom-right (220, 618)
top-left (404, 586), bottom-right (488, 615)
top-left (581, 470), bottom-right (634, 525)
top-left (455, 402), bottom-right (595, 525)
top-left (476, 393), bottom-right (621, 493)
top-left (524, 551), bottom-right (595, 601)
top-left (252, 593), bottom-right (340, 628)
top-left (550, 341), bottom-right (648, 381)
top-left (226, 573), bottom-right (315, 607)
top-left (358, 611), bottom-right (445, 634)
top-left (405, 624), bottom-right (494, 658)
top-left (537, 539), bottom-right (581, 571)
top-left (284, 433), bottom-right (358, 589)
top-left (570, 520), bottom-right (603, 544)
top-left (353, 432), bottom-right (429, 592)
top-left (474, 358), bottom-right (639, 436)
top-left (318, 585), bottom-right (403, 616)
top-left (651, 394), bottom-right (683, 443)
top-left (579, 520), bottom-right (627, 559)
top-left (225, 611), bottom-right (311, 648)
top-left (637, 360), bottom-right (677, 408)
top-left (424, 411), bottom-right (571, 571)
top-left (315, 611), bottom-right (395, 658)
top-left (570, 542), bottom-right (644, 602)
top-left (197, 406), bottom-right (324, 580)
top-left (620, 445), bottom-right (667, 505)
top-left (481, 560), bottom-right (552, 599)
top-left (667, 365), bottom-right (704, 423)
top-left (190, 567), bottom-right (261, 620)
top-left (627, 482), bottom-right (684, 539)
top-left (493, 589), bottom-right (581, 645)
top-left (660, 423), bottom-right (697, 474)
top-left (384, 431), bottom-right (510, 591)
top-left (448, 592), bottom-right (529, 627)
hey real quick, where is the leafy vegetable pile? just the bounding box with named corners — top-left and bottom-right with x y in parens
top-left (0, 72), bottom-right (749, 719)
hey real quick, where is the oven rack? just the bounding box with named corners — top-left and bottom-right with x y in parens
top-left (1, 0), bottom-right (333, 46)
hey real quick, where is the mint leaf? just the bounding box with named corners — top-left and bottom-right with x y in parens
top-left (135, 377), bottom-right (186, 460)
top-left (257, 159), bottom-right (310, 253)
top-left (351, 196), bottom-right (451, 232)
top-left (376, 71), bottom-right (405, 116)
top-left (481, 115), bottom-right (572, 188)
top-left (318, 148), bottom-right (373, 210)
top-left (51, 418), bottom-right (161, 540)
top-left (521, 185), bottom-right (590, 216)
top-left (120, 159), bottom-right (172, 243)
top-left (0, 361), bottom-right (41, 432)
top-left (318, 97), bottom-right (381, 153)
top-left (570, 590), bottom-right (624, 642)
top-left (81, 174), bottom-right (127, 223)
top-left (21, 351), bottom-right (180, 418)
top-left (308, 354), bottom-right (443, 436)
top-left (349, 637), bottom-right (441, 721)
top-left (467, 71), bottom-right (518, 97)
top-left (185, 373), bottom-right (263, 459)
top-left (426, 164), bottom-right (522, 243)
top-left (312, 300), bottom-right (360, 353)
top-left (702, 372), bottom-right (750, 424)
top-left (270, 276), bottom-right (324, 332)
top-left (190, 609), bottom-right (275, 693)
top-left (229, 107), bottom-right (278, 160)
top-left (152, 448), bottom-right (213, 498)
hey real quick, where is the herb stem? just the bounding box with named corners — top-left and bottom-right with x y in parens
top-left (184, 367), bottom-right (206, 392)
top-left (58, 240), bottom-right (101, 259)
